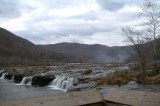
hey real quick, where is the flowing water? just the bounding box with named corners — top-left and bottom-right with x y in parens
top-left (48, 76), bottom-right (77, 92)
top-left (0, 78), bottom-right (63, 100)
top-left (16, 76), bottom-right (33, 85)
top-left (0, 72), bottom-right (77, 100)
top-left (1, 73), bottom-right (8, 79)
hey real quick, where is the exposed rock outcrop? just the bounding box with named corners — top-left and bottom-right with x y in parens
top-left (14, 74), bottom-right (24, 83)
top-left (32, 75), bottom-right (55, 87)
top-left (5, 74), bottom-right (12, 80)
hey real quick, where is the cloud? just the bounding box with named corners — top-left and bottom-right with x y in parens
top-left (96, 0), bottom-right (125, 11)
top-left (0, 0), bottom-right (33, 18)
top-left (96, 0), bottom-right (142, 11)
top-left (0, 0), bottom-right (143, 46)
top-left (27, 32), bottom-right (125, 47)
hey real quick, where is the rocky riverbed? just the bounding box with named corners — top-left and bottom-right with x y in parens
top-left (0, 63), bottom-right (160, 97)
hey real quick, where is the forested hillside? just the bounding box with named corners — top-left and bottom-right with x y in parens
top-left (0, 27), bottom-right (77, 66)
top-left (39, 43), bottom-right (134, 63)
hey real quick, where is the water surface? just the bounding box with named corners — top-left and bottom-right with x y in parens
top-left (0, 79), bottom-right (64, 100)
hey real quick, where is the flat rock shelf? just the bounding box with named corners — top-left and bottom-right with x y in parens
top-left (0, 88), bottom-right (160, 106)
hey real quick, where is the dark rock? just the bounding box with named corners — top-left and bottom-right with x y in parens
top-left (67, 87), bottom-right (81, 92)
top-left (77, 77), bottom-right (91, 83)
top-left (24, 76), bottom-right (33, 84)
top-left (14, 74), bottom-right (23, 83)
top-left (5, 74), bottom-right (12, 80)
top-left (68, 81), bottom-right (96, 92)
top-left (32, 75), bottom-right (55, 87)
top-left (82, 69), bottom-right (92, 75)
top-left (73, 78), bottom-right (79, 85)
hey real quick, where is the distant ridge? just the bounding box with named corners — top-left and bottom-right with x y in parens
top-left (0, 27), bottom-right (77, 66)
top-left (39, 42), bottom-right (135, 63)
top-left (2, 27), bottom-right (159, 66)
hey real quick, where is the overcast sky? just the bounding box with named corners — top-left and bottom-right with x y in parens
top-left (0, 0), bottom-right (143, 46)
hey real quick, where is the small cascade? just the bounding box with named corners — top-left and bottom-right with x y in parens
top-left (18, 76), bottom-right (33, 85)
top-left (11, 75), bottom-right (15, 81)
top-left (20, 77), bottom-right (28, 85)
top-left (50, 76), bottom-right (76, 91)
top-left (1, 73), bottom-right (8, 79)
top-left (0, 70), bottom-right (4, 74)
top-left (0, 70), bottom-right (4, 77)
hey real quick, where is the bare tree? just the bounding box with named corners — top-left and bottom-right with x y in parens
top-left (122, 27), bottom-right (147, 71)
top-left (122, 0), bottom-right (160, 73)
top-left (141, 0), bottom-right (160, 74)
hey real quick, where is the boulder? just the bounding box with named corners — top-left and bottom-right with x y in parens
top-left (5, 74), bottom-right (12, 80)
top-left (73, 78), bottom-right (79, 85)
top-left (78, 77), bottom-right (91, 83)
top-left (82, 69), bottom-right (92, 75)
top-left (14, 74), bottom-right (23, 83)
top-left (32, 75), bottom-right (55, 87)
top-left (68, 81), bottom-right (96, 92)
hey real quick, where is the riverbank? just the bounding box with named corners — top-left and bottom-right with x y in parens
top-left (0, 63), bottom-right (160, 98)
top-left (1, 88), bottom-right (160, 106)
top-left (0, 89), bottom-right (103, 106)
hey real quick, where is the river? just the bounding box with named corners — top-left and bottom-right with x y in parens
top-left (0, 78), bottom-right (63, 100)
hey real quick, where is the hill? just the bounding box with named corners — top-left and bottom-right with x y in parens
top-left (0, 27), bottom-right (77, 66)
top-left (39, 43), bottom-right (135, 63)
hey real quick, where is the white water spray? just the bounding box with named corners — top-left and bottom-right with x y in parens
top-left (49, 76), bottom-right (76, 91)
top-left (17, 76), bottom-right (33, 85)
top-left (11, 75), bottom-right (15, 81)
top-left (1, 73), bottom-right (8, 79)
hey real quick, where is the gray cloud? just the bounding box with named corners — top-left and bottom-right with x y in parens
top-left (38, 0), bottom-right (79, 9)
top-left (96, 0), bottom-right (142, 11)
top-left (96, 0), bottom-right (125, 11)
top-left (1, 0), bottom-right (142, 46)
top-left (69, 11), bottom-right (98, 21)
top-left (0, 0), bottom-right (34, 18)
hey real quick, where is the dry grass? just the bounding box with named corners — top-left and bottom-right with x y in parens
top-left (137, 72), bottom-right (160, 84)
top-left (96, 71), bottom-right (134, 85)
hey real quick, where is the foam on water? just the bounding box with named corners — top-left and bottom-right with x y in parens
top-left (49, 76), bottom-right (75, 92)
top-left (0, 73), bottom-right (8, 79)
top-left (16, 76), bottom-right (33, 85)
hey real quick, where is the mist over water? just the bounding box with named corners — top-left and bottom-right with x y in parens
top-left (95, 50), bottom-right (129, 63)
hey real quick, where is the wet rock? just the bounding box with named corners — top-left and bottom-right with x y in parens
top-left (45, 71), bottom-right (55, 76)
top-left (77, 75), bottom-right (96, 83)
top-left (32, 75), bottom-right (55, 87)
top-left (14, 74), bottom-right (23, 83)
top-left (5, 74), bottom-right (12, 80)
top-left (68, 81), bottom-right (96, 92)
top-left (67, 87), bottom-right (81, 92)
top-left (124, 81), bottom-right (139, 89)
top-left (24, 77), bottom-right (33, 84)
top-left (73, 78), bottom-right (79, 85)
top-left (82, 69), bottom-right (92, 75)
top-left (78, 77), bottom-right (90, 83)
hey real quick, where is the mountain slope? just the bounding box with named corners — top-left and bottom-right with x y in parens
top-left (0, 27), bottom-right (76, 66)
top-left (39, 43), bottom-right (135, 63)
top-left (0, 28), bottom-right (41, 56)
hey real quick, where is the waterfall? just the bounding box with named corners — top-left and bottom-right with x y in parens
top-left (11, 75), bottom-right (15, 81)
top-left (0, 70), bottom-right (4, 74)
top-left (20, 77), bottom-right (28, 85)
top-left (1, 73), bottom-right (8, 79)
top-left (50, 76), bottom-right (76, 91)
top-left (18, 76), bottom-right (33, 85)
